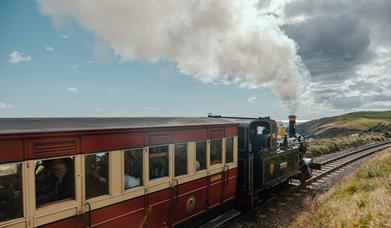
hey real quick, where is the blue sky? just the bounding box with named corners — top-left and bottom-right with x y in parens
top-left (0, 0), bottom-right (289, 119)
top-left (1, 1), bottom-right (390, 120)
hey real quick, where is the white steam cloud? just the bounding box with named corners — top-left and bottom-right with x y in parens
top-left (37, 0), bottom-right (309, 111)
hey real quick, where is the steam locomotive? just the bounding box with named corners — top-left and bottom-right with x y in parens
top-left (208, 114), bottom-right (312, 209)
top-left (0, 115), bottom-right (311, 227)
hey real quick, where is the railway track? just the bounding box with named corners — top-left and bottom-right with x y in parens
top-left (207, 140), bottom-right (391, 228)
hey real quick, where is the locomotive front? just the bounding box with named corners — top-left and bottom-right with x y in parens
top-left (235, 115), bottom-right (312, 208)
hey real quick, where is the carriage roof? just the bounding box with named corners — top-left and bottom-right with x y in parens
top-left (0, 117), bottom-right (236, 134)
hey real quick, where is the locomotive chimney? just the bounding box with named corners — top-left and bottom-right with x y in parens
top-left (288, 115), bottom-right (296, 137)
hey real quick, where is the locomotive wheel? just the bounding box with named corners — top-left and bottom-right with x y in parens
top-left (299, 165), bottom-right (312, 184)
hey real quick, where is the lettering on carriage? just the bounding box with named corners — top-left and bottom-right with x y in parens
top-left (210, 174), bottom-right (222, 182)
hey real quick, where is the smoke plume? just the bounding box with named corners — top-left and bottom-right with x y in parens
top-left (36, 0), bottom-right (309, 111)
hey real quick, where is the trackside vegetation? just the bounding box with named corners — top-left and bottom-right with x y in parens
top-left (308, 133), bottom-right (390, 157)
top-left (291, 148), bottom-right (391, 227)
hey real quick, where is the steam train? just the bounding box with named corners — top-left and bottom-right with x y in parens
top-left (0, 115), bottom-right (311, 228)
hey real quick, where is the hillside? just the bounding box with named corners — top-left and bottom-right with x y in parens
top-left (297, 111), bottom-right (391, 138)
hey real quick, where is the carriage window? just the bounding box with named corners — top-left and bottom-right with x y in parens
top-left (35, 157), bottom-right (75, 207)
top-left (210, 139), bottom-right (222, 165)
top-left (226, 138), bottom-right (234, 163)
top-left (0, 163), bottom-right (23, 222)
top-left (196, 141), bottom-right (207, 171)
top-left (85, 153), bottom-right (109, 199)
top-left (175, 143), bottom-right (187, 177)
top-left (149, 145), bottom-right (169, 180)
top-left (124, 149), bottom-right (143, 189)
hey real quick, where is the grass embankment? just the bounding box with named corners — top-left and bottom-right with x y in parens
top-left (330, 111), bottom-right (391, 129)
top-left (291, 148), bottom-right (391, 227)
top-left (308, 133), bottom-right (390, 157)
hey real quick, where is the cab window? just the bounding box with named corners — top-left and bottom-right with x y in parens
top-left (85, 153), bottom-right (109, 199)
top-left (35, 157), bottom-right (75, 207)
top-left (174, 143), bottom-right (187, 177)
top-left (149, 145), bottom-right (169, 180)
top-left (0, 163), bottom-right (23, 222)
top-left (196, 141), bottom-right (207, 171)
top-left (226, 137), bottom-right (234, 163)
top-left (124, 149), bottom-right (143, 189)
top-left (210, 139), bottom-right (222, 165)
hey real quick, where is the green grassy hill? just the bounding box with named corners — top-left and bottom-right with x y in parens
top-left (297, 111), bottom-right (391, 138)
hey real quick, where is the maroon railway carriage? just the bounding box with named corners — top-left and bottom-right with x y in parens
top-left (0, 118), bottom-right (238, 228)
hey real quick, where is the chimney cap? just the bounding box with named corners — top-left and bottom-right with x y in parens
top-left (288, 115), bottom-right (297, 120)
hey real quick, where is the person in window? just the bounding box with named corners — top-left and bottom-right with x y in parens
top-left (150, 157), bottom-right (167, 179)
top-left (35, 158), bottom-right (74, 207)
top-left (85, 154), bottom-right (109, 198)
top-left (124, 150), bottom-right (142, 188)
top-left (210, 142), bottom-right (221, 164)
top-left (195, 160), bottom-right (201, 171)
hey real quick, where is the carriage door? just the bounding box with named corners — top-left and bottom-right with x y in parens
top-left (170, 142), bottom-right (209, 226)
top-left (208, 138), bottom-right (225, 209)
top-left (222, 136), bottom-right (238, 203)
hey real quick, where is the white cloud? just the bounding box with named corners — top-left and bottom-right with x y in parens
top-left (86, 60), bottom-right (94, 64)
top-left (144, 107), bottom-right (159, 111)
top-left (8, 51), bottom-right (31, 63)
top-left (60, 34), bottom-right (68, 39)
top-left (45, 46), bottom-right (54, 51)
top-left (69, 65), bottom-right (78, 69)
top-left (66, 87), bottom-right (79, 93)
top-left (93, 107), bottom-right (108, 112)
top-left (0, 102), bottom-right (13, 109)
top-left (37, 0), bottom-right (310, 112)
top-left (248, 96), bottom-right (257, 103)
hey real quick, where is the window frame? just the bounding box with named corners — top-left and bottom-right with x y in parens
top-left (0, 161), bottom-right (27, 228)
top-left (194, 140), bottom-right (208, 174)
top-left (27, 155), bottom-right (82, 227)
top-left (83, 152), bottom-right (111, 201)
top-left (225, 137), bottom-right (235, 164)
top-left (208, 139), bottom-right (224, 175)
top-left (173, 143), bottom-right (189, 178)
top-left (122, 147), bottom-right (145, 194)
top-left (226, 136), bottom-right (238, 170)
top-left (146, 144), bottom-right (172, 193)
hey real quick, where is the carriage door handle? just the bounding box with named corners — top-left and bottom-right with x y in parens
top-left (174, 179), bottom-right (179, 205)
top-left (224, 165), bottom-right (229, 184)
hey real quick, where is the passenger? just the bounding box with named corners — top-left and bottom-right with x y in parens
top-left (124, 150), bottom-right (142, 188)
top-left (195, 160), bottom-right (201, 171)
top-left (150, 158), bottom-right (167, 179)
top-left (85, 154), bottom-right (109, 199)
top-left (35, 158), bottom-right (74, 207)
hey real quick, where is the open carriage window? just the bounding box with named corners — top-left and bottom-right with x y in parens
top-left (0, 163), bottom-right (23, 222)
top-left (210, 139), bottom-right (222, 165)
top-left (85, 153), bottom-right (109, 199)
top-left (196, 141), bottom-right (207, 171)
top-left (226, 138), bottom-right (234, 163)
top-left (35, 157), bottom-right (75, 207)
top-left (124, 149), bottom-right (143, 189)
top-left (174, 143), bottom-right (187, 177)
top-left (149, 145), bottom-right (169, 180)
